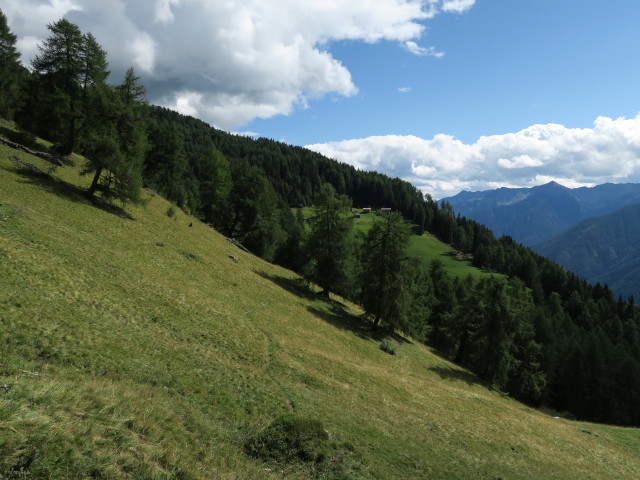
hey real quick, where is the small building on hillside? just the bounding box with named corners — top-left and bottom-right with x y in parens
top-left (361, 208), bottom-right (372, 214)
top-left (380, 207), bottom-right (392, 214)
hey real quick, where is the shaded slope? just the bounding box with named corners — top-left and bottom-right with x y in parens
top-left (1, 144), bottom-right (640, 479)
top-left (535, 203), bottom-right (640, 299)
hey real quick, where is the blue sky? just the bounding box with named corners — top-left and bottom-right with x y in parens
top-left (249, 0), bottom-right (640, 145)
top-left (3, 0), bottom-right (640, 198)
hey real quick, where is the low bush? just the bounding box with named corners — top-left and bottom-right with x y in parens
top-left (244, 415), bottom-right (329, 464)
top-left (244, 415), bottom-right (368, 479)
top-left (379, 339), bottom-right (397, 355)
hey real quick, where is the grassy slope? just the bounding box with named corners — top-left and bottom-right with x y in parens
top-left (1, 145), bottom-right (639, 479)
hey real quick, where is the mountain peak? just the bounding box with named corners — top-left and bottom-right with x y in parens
top-left (444, 181), bottom-right (640, 246)
top-left (539, 180), bottom-right (566, 189)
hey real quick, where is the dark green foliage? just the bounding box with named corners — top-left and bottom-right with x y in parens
top-left (306, 184), bottom-right (353, 297)
top-left (150, 106), bottom-right (426, 221)
top-left (359, 211), bottom-right (411, 329)
top-left (226, 161), bottom-right (283, 260)
top-left (82, 67), bottom-right (147, 204)
top-left (420, 193), bottom-right (640, 423)
top-left (244, 415), bottom-right (330, 463)
top-left (11, 16), bottom-right (145, 204)
top-left (273, 207), bottom-right (307, 272)
top-left (198, 147), bottom-right (231, 226)
top-left (144, 119), bottom-right (195, 209)
top-left (0, 9), bottom-right (27, 119)
top-left (29, 18), bottom-right (85, 153)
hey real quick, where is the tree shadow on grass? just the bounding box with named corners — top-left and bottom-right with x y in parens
top-left (428, 365), bottom-right (481, 387)
top-left (0, 126), bottom-right (48, 152)
top-left (306, 304), bottom-right (385, 343)
top-left (255, 271), bottom-right (317, 301)
top-left (4, 163), bottom-right (134, 220)
top-left (256, 271), bottom-right (412, 345)
top-left (306, 301), bottom-right (413, 346)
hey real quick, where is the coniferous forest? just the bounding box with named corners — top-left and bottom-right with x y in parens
top-left (2, 11), bottom-right (640, 427)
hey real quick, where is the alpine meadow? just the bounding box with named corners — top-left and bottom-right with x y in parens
top-left (1, 8), bottom-right (640, 480)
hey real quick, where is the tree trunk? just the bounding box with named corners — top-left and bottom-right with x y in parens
top-left (87, 167), bottom-right (103, 200)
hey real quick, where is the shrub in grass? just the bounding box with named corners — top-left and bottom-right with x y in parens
top-left (178, 250), bottom-right (202, 262)
top-left (244, 415), bottom-right (330, 464)
top-left (166, 205), bottom-right (177, 218)
top-left (379, 339), bottom-right (397, 355)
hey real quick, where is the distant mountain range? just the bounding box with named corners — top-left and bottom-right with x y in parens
top-left (535, 203), bottom-right (640, 299)
top-left (444, 182), bottom-right (640, 298)
top-left (444, 181), bottom-right (640, 246)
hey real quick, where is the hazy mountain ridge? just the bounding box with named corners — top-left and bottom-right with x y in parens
top-left (535, 203), bottom-right (640, 299)
top-left (445, 181), bottom-right (640, 246)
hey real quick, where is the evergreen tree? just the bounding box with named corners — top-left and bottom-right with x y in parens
top-left (144, 120), bottom-right (189, 204)
top-left (0, 9), bottom-right (26, 119)
top-left (274, 207), bottom-right (307, 273)
top-left (359, 211), bottom-right (411, 329)
top-left (199, 147), bottom-right (232, 227)
top-left (306, 183), bottom-right (352, 297)
top-left (427, 259), bottom-right (458, 350)
top-left (467, 278), bottom-right (533, 387)
top-left (80, 33), bottom-right (109, 90)
top-left (84, 68), bottom-right (147, 203)
top-left (226, 162), bottom-right (282, 259)
top-left (31, 18), bottom-right (85, 153)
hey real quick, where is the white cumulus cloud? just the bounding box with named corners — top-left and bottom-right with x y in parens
top-left (441, 0), bottom-right (476, 14)
top-left (306, 115), bottom-right (640, 199)
top-left (403, 40), bottom-right (444, 57)
top-left (2, 0), bottom-right (474, 130)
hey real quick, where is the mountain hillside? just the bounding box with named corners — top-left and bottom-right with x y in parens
top-left (535, 203), bottom-right (640, 299)
top-left (444, 182), bottom-right (640, 245)
top-left (2, 143), bottom-right (640, 479)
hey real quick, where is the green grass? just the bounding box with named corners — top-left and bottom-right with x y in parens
top-left (1, 143), bottom-right (639, 479)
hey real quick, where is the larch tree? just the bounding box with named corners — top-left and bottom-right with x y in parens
top-left (84, 67), bottom-right (147, 203)
top-left (0, 9), bottom-right (26, 119)
top-left (31, 19), bottom-right (85, 154)
top-left (199, 147), bottom-right (232, 227)
top-left (226, 161), bottom-right (282, 259)
top-left (306, 183), bottom-right (353, 297)
top-left (359, 211), bottom-right (411, 329)
top-left (144, 119), bottom-right (189, 205)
